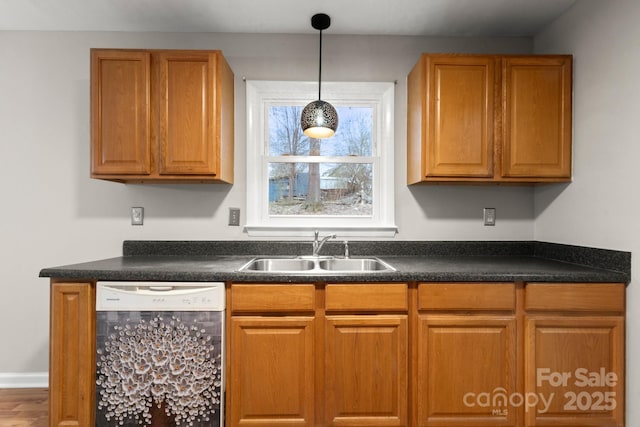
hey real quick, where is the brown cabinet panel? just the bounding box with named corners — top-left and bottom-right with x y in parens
top-left (502, 56), bottom-right (572, 178)
top-left (49, 282), bottom-right (95, 427)
top-left (418, 282), bottom-right (516, 311)
top-left (325, 283), bottom-right (408, 312)
top-left (407, 53), bottom-right (572, 184)
top-left (231, 284), bottom-right (315, 313)
top-left (229, 316), bottom-right (315, 427)
top-left (407, 56), bottom-right (427, 185)
top-left (416, 315), bottom-right (518, 427)
top-left (157, 51), bottom-right (217, 175)
top-left (325, 315), bottom-right (408, 426)
top-left (525, 283), bottom-right (625, 313)
top-left (524, 316), bottom-right (624, 427)
top-left (91, 50), bottom-right (151, 175)
top-left (90, 48), bottom-right (234, 183)
top-left (426, 55), bottom-right (495, 178)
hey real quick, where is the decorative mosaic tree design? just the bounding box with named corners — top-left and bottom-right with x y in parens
top-left (96, 315), bottom-right (221, 426)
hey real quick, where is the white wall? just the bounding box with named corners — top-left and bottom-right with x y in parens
top-left (0, 31), bottom-right (535, 376)
top-left (533, 0), bottom-right (639, 423)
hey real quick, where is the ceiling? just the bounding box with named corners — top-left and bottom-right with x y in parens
top-left (0, 0), bottom-right (577, 37)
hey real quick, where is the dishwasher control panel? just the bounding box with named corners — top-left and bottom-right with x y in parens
top-left (96, 281), bottom-right (225, 311)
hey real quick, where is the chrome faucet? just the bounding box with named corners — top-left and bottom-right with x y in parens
top-left (312, 230), bottom-right (336, 257)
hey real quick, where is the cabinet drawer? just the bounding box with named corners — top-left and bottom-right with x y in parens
top-left (418, 282), bottom-right (515, 311)
top-left (525, 283), bottom-right (625, 312)
top-left (231, 284), bottom-right (315, 313)
top-left (325, 284), bottom-right (408, 312)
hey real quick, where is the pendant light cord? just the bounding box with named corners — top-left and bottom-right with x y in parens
top-left (318, 29), bottom-right (323, 100)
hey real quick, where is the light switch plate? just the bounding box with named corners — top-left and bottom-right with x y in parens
top-left (483, 208), bottom-right (496, 226)
top-left (131, 207), bottom-right (144, 225)
top-left (228, 208), bottom-right (240, 226)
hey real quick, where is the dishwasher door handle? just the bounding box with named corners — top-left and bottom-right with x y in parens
top-left (147, 286), bottom-right (175, 292)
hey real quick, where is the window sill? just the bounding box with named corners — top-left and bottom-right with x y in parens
top-left (245, 224), bottom-right (398, 238)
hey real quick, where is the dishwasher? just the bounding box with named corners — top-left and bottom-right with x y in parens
top-left (95, 281), bottom-right (225, 427)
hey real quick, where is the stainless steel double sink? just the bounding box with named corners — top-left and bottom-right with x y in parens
top-left (238, 256), bottom-right (395, 274)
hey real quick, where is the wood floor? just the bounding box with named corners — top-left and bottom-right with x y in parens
top-left (0, 389), bottom-right (48, 427)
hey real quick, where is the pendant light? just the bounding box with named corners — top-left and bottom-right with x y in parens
top-left (301, 13), bottom-right (338, 139)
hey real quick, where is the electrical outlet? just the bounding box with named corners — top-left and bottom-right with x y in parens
top-left (483, 208), bottom-right (496, 226)
top-left (228, 208), bottom-right (241, 226)
top-left (131, 207), bottom-right (144, 225)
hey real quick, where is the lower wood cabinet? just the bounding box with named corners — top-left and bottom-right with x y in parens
top-left (325, 315), bottom-right (408, 426)
top-left (48, 280), bottom-right (625, 427)
top-left (524, 283), bottom-right (625, 427)
top-left (415, 283), bottom-right (518, 427)
top-left (413, 282), bottom-right (625, 427)
top-left (229, 284), bottom-right (316, 426)
top-left (416, 315), bottom-right (517, 426)
top-left (229, 283), bottom-right (409, 427)
top-left (228, 282), bottom-right (625, 427)
top-left (230, 316), bottom-right (315, 427)
top-left (49, 281), bottom-right (95, 427)
top-left (325, 283), bottom-right (409, 427)
top-left (524, 316), bottom-right (624, 427)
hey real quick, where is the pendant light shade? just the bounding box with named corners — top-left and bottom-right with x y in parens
top-left (301, 100), bottom-right (338, 138)
top-left (301, 13), bottom-right (338, 139)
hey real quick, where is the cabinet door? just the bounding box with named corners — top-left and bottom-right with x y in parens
top-left (156, 51), bottom-right (218, 176)
top-left (425, 55), bottom-right (495, 178)
top-left (416, 315), bottom-right (517, 427)
top-left (524, 316), bottom-right (624, 427)
top-left (229, 316), bottom-right (315, 427)
top-left (91, 50), bottom-right (151, 175)
top-left (501, 56), bottom-right (572, 178)
top-left (49, 282), bottom-right (95, 427)
top-left (325, 315), bottom-right (408, 427)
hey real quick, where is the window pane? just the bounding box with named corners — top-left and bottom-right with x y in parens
top-left (268, 106), bottom-right (307, 156)
top-left (268, 162), bottom-right (373, 216)
top-left (268, 106), bottom-right (373, 157)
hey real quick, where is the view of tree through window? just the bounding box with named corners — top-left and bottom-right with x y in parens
top-left (267, 106), bottom-right (374, 216)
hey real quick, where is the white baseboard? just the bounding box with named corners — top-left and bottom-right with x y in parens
top-left (0, 372), bottom-right (48, 388)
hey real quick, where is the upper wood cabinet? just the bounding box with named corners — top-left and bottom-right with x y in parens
top-left (407, 53), bottom-right (572, 184)
top-left (90, 49), bottom-right (234, 183)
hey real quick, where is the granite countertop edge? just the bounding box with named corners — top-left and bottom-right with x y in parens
top-left (39, 240), bottom-right (631, 284)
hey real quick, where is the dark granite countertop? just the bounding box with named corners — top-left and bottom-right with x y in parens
top-left (39, 240), bottom-right (631, 284)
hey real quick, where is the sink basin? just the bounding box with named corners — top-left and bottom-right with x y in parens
top-left (318, 258), bottom-right (395, 272)
top-left (238, 257), bottom-right (395, 273)
top-left (238, 258), bottom-right (315, 272)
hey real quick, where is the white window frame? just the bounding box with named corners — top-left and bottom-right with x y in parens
top-left (245, 80), bottom-right (396, 237)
